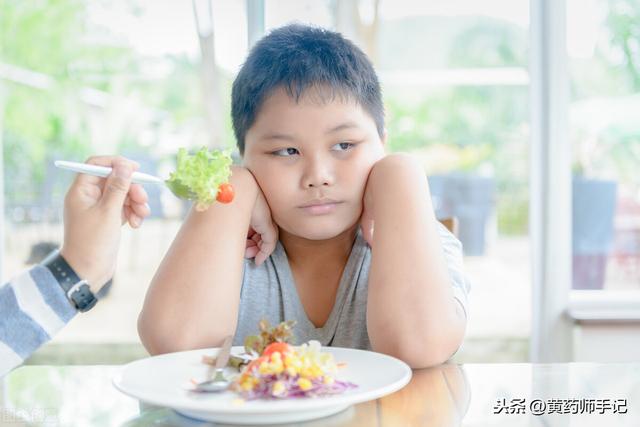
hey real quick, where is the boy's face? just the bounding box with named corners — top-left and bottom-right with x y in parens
top-left (243, 87), bottom-right (386, 241)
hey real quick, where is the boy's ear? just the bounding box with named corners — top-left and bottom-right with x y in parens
top-left (381, 129), bottom-right (388, 146)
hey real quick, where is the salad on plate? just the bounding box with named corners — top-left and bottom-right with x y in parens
top-left (198, 320), bottom-right (357, 400)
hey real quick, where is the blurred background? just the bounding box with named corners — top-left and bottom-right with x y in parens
top-left (0, 0), bottom-right (638, 364)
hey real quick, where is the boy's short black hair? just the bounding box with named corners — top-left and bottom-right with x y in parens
top-left (232, 24), bottom-right (384, 154)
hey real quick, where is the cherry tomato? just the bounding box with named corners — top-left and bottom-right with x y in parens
top-left (262, 342), bottom-right (293, 357)
top-left (216, 182), bottom-right (235, 203)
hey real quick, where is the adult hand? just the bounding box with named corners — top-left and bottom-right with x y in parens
top-left (60, 156), bottom-right (151, 292)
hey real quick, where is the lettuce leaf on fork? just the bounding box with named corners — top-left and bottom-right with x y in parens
top-left (165, 147), bottom-right (233, 211)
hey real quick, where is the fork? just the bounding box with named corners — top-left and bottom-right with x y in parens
top-left (192, 335), bottom-right (234, 393)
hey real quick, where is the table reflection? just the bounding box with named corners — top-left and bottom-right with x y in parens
top-left (121, 364), bottom-right (470, 427)
top-left (3, 363), bottom-right (638, 426)
top-left (0, 364), bottom-right (470, 427)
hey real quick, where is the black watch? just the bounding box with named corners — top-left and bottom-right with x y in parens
top-left (41, 250), bottom-right (98, 312)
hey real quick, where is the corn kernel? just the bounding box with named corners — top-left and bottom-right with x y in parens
top-left (310, 366), bottom-right (322, 378)
top-left (271, 381), bottom-right (286, 396)
top-left (259, 363), bottom-right (271, 375)
top-left (298, 377), bottom-right (312, 391)
top-left (272, 362), bottom-right (284, 375)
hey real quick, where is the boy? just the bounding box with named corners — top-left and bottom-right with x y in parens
top-left (138, 24), bottom-right (469, 368)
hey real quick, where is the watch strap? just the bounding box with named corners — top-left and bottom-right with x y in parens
top-left (41, 250), bottom-right (97, 312)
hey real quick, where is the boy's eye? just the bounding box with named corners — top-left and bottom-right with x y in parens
top-left (272, 147), bottom-right (299, 156)
top-left (331, 142), bottom-right (355, 151)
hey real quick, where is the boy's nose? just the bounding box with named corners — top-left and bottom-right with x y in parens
top-left (302, 159), bottom-right (334, 188)
top-left (303, 174), bottom-right (332, 188)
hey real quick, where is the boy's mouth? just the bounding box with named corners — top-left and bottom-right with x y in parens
top-left (298, 198), bottom-right (342, 215)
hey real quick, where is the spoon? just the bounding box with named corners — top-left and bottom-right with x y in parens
top-left (191, 335), bottom-right (234, 393)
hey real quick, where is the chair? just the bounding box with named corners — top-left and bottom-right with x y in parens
top-left (438, 217), bottom-right (459, 236)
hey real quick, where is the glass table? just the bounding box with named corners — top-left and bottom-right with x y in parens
top-left (1, 362), bottom-right (638, 426)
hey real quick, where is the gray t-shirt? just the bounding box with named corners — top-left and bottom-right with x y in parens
top-left (234, 223), bottom-right (470, 349)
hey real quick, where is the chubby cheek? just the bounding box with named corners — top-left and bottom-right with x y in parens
top-left (254, 172), bottom-right (297, 221)
top-left (346, 170), bottom-right (369, 218)
top-left (263, 189), bottom-right (292, 224)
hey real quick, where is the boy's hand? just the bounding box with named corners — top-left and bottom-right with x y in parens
top-left (359, 156), bottom-right (384, 246)
top-left (60, 156), bottom-right (150, 292)
top-left (245, 182), bottom-right (278, 266)
top-left (360, 181), bottom-right (375, 246)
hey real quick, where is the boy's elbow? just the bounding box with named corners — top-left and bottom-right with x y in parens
top-left (405, 345), bottom-right (460, 369)
top-left (407, 307), bottom-right (467, 368)
top-left (137, 310), bottom-right (236, 356)
top-left (138, 312), bottom-right (164, 355)
top-left (137, 311), bottom-right (193, 355)
top-left (373, 324), bottom-right (466, 369)
top-left (376, 340), bottom-right (459, 369)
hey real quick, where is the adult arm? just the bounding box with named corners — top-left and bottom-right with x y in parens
top-left (1, 157), bottom-right (148, 377)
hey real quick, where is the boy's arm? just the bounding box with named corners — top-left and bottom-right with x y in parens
top-left (365, 154), bottom-right (467, 368)
top-left (138, 166), bottom-right (260, 355)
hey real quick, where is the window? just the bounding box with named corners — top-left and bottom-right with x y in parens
top-left (2, 0), bottom-right (533, 362)
top-left (568, 0), bottom-right (640, 292)
top-left (1, 0), bottom-right (209, 354)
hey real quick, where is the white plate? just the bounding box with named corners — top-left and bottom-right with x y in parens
top-left (113, 346), bottom-right (411, 425)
